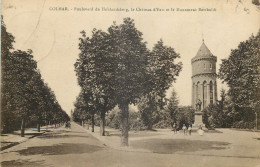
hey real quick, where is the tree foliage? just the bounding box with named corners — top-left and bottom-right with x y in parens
top-left (109, 18), bottom-right (151, 146)
top-left (175, 106), bottom-right (194, 130)
top-left (72, 90), bottom-right (92, 128)
top-left (166, 89), bottom-right (179, 124)
top-left (75, 28), bottom-right (116, 135)
top-left (1, 18), bottom-right (69, 135)
top-left (219, 30), bottom-right (260, 129)
top-left (137, 39), bottom-right (182, 130)
top-left (138, 94), bottom-right (161, 130)
top-left (74, 17), bottom-right (182, 146)
top-left (106, 107), bottom-right (143, 130)
top-left (147, 40), bottom-right (182, 98)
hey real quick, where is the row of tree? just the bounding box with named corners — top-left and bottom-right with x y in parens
top-left (203, 30), bottom-right (260, 130)
top-left (74, 18), bottom-right (182, 146)
top-left (73, 87), bottom-right (194, 132)
top-left (1, 18), bottom-right (69, 136)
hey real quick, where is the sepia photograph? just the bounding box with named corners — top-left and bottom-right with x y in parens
top-left (1, 0), bottom-right (260, 166)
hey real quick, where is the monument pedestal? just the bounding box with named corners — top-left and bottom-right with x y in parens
top-left (192, 111), bottom-right (206, 130)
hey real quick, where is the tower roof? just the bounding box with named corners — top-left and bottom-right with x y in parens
top-left (195, 42), bottom-right (214, 58)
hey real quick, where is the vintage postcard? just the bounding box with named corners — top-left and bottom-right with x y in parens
top-left (1, 0), bottom-right (260, 167)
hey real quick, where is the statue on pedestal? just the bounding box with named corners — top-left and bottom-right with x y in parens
top-left (195, 99), bottom-right (202, 111)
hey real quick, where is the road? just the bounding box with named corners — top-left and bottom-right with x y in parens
top-left (1, 122), bottom-right (260, 167)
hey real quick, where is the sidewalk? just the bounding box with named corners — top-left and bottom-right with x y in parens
top-left (74, 123), bottom-right (130, 151)
top-left (0, 125), bottom-right (60, 151)
top-left (78, 123), bottom-right (211, 152)
top-left (75, 123), bottom-right (155, 152)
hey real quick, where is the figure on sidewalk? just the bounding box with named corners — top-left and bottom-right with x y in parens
top-left (65, 121), bottom-right (71, 129)
top-left (188, 125), bottom-right (192, 135)
top-left (182, 124), bottom-right (187, 135)
top-left (171, 122), bottom-right (177, 134)
top-left (198, 125), bottom-right (204, 136)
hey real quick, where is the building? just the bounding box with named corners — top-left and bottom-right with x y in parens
top-left (191, 40), bottom-right (218, 111)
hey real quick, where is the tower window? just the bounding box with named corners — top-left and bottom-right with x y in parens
top-left (210, 64), bottom-right (212, 70)
top-left (204, 64), bottom-right (206, 70)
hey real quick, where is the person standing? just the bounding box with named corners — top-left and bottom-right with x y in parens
top-left (198, 125), bottom-right (204, 136)
top-left (188, 125), bottom-right (192, 135)
top-left (173, 123), bottom-right (177, 134)
top-left (182, 124), bottom-right (187, 135)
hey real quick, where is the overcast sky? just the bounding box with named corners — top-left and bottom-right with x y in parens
top-left (2, 0), bottom-right (260, 115)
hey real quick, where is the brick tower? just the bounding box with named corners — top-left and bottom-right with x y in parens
top-left (191, 40), bottom-right (217, 128)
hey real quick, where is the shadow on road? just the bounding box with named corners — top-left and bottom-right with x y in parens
top-left (14, 143), bottom-right (103, 156)
top-left (1, 142), bottom-right (20, 151)
top-left (56, 130), bottom-right (85, 133)
top-left (1, 159), bottom-right (45, 167)
top-left (37, 133), bottom-right (90, 139)
top-left (131, 139), bottom-right (230, 154)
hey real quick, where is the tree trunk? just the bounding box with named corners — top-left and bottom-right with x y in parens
top-left (100, 111), bottom-right (106, 136)
top-left (256, 111), bottom-right (258, 130)
top-left (21, 118), bottom-right (25, 137)
top-left (81, 120), bottom-right (84, 127)
top-left (91, 114), bottom-right (95, 132)
top-left (37, 118), bottom-right (41, 132)
top-left (46, 120), bottom-right (48, 130)
top-left (119, 103), bottom-right (129, 147)
top-left (37, 123), bottom-right (41, 132)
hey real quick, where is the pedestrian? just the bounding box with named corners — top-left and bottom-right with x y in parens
top-left (173, 123), bottom-right (177, 134)
top-left (188, 125), bottom-right (192, 135)
top-left (182, 124), bottom-right (187, 135)
top-left (68, 121), bottom-right (71, 129)
top-left (198, 125), bottom-right (204, 136)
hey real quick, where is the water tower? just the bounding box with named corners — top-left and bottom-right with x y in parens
top-left (191, 40), bottom-right (217, 128)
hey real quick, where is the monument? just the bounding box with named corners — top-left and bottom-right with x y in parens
top-left (191, 40), bottom-right (218, 129)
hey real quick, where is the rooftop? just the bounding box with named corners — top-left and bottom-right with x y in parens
top-left (195, 42), bottom-right (214, 58)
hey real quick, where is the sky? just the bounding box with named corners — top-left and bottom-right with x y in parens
top-left (2, 0), bottom-right (260, 115)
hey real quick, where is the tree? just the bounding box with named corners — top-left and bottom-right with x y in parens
top-left (75, 18), bottom-right (183, 146)
top-left (106, 106), bottom-right (143, 130)
top-left (107, 18), bottom-right (150, 146)
top-left (28, 70), bottom-right (46, 132)
top-left (219, 30), bottom-right (260, 129)
top-left (220, 91), bottom-right (238, 128)
top-left (105, 107), bottom-right (121, 129)
top-left (75, 29), bottom-right (116, 135)
top-left (8, 50), bottom-right (37, 136)
top-left (153, 89), bottom-right (180, 129)
top-left (80, 89), bottom-right (97, 132)
top-left (138, 94), bottom-right (161, 130)
top-left (1, 17), bottom-right (68, 135)
top-left (73, 90), bottom-right (91, 127)
top-left (166, 89), bottom-right (179, 125)
top-left (75, 18), bottom-right (149, 145)
top-left (202, 89), bottom-right (227, 129)
top-left (147, 40), bottom-right (182, 100)
top-left (175, 106), bottom-right (194, 129)
top-left (137, 40), bottom-right (182, 131)
top-left (1, 16), bottom-right (17, 133)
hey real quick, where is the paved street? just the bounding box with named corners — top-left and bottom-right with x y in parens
top-left (1, 122), bottom-right (260, 167)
